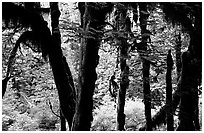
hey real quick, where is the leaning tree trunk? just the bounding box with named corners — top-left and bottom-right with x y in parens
top-left (71, 3), bottom-right (112, 130)
top-left (139, 3), bottom-right (152, 131)
top-left (166, 50), bottom-right (174, 131)
top-left (116, 8), bottom-right (130, 130)
top-left (49, 2), bottom-right (76, 130)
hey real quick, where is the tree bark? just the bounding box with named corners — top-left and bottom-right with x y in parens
top-left (139, 77), bottom-right (181, 130)
top-left (139, 3), bottom-right (152, 131)
top-left (176, 52), bottom-right (197, 131)
top-left (116, 10), bottom-right (130, 130)
top-left (60, 110), bottom-right (66, 131)
top-left (175, 33), bottom-right (182, 81)
top-left (71, 3), bottom-right (112, 130)
top-left (166, 50), bottom-right (174, 131)
top-left (177, 10), bottom-right (201, 130)
top-left (49, 2), bottom-right (76, 130)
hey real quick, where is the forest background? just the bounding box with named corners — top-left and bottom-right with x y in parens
top-left (1, 2), bottom-right (202, 131)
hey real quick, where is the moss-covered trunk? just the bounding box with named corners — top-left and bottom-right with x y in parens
top-left (71, 3), bottom-right (112, 130)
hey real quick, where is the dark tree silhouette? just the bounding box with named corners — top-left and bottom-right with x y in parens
top-left (140, 2), bottom-right (201, 131)
top-left (162, 3), bottom-right (202, 131)
top-left (166, 50), bottom-right (174, 130)
top-left (139, 3), bottom-right (152, 131)
top-left (2, 2), bottom-right (77, 130)
top-left (114, 4), bottom-right (130, 130)
top-left (175, 33), bottom-right (182, 81)
top-left (71, 2), bottom-right (113, 130)
top-left (49, 2), bottom-right (76, 130)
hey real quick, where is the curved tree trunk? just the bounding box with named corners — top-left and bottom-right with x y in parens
top-left (2, 31), bottom-right (34, 98)
top-left (166, 50), bottom-right (174, 131)
top-left (49, 2), bottom-right (76, 130)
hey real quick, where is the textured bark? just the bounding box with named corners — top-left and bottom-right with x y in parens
top-left (176, 52), bottom-right (197, 131)
top-left (177, 10), bottom-right (201, 130)
top-left (166, 50), bottom-right (174, 131)
top-left (49, 2), bottom-right (76, 130)
top-left (116, 7), bottom-right (130, 131)
top-left (117, 44), bottom-right (129, 131)
top-left (71, 3), bottom-right (113, 130)
top-left (175, 33), bottom-right (182, 81)
top-left (139, 3), bottom-right (152, 131)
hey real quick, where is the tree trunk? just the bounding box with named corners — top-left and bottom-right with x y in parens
top-left (194, 90), bottom-right (200, 130)
top-left (175, 33), bottom-right (182, 81)
top-left (139, 3), bottom-right (152, 131)
top-left (49, 2), bottom-right (76, 130)
top-left (166, 50), bottom-right (174, 131)
top-left (71, 3), bottom-right (112, 130)
top-left (142, 60), bottom-right (152, 130)
top-left (117, 44), bottom-right (129, 130)
top-left (116, 12), bottom-right (130, 130)
top-left (2, 30), bottom-right (34, 98)
top-left (177, 13), bottom-right (201, 130)
top-left (176, 52), bottom-right (197, 131)
top-left (60, 110), bottom-right (66, 131)
top-left (139, 77), bottom-right (181, 130)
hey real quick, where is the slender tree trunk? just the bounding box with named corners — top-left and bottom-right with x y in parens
top-left (2, 31), bottom-right (34, 98)
top-left (142, 60), bottom-right (152, 130)
top-left (116, 11), bottom-right (130, 130)
top-left (71, 3), bottom-right (112, 130)
top-left (139, 76), bottom-right (181, 130)
top-left (175, 33), bottom-right (182, 81)
top-left (115, 4), bottom-right (133, 130)
top-left (139, 3), bottom-right (152, 131)
top-left (49, 2), bottom-right (76, 130)
top-left (166, 50), bottom-right (174, 131)
top-left (194, 90), bottom-right (200, 130)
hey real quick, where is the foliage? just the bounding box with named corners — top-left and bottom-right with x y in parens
top-left (2, 2), bottom-right (202, 131)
